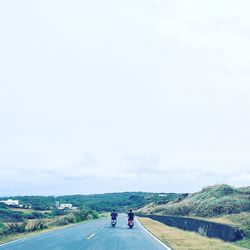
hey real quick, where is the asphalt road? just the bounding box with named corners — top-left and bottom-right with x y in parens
top-left (0, 214), bottom-right (170, 250)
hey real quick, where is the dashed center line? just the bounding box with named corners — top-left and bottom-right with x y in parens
top-left (86, 225), bottom-right (104, 240)
top-left (87, 233), bottom-right (95, 240)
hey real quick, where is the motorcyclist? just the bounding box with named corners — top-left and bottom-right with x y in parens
top-left (110, 210), bottom-right (118, 221)
top-left (127, 209), bottom-right (135, 222)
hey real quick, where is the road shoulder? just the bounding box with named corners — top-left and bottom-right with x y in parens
top-left (138, 217), bottom-right (243, 250)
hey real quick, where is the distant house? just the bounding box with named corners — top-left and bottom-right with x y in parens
top-left (58, 203), bottom-right (73, 210)
top-left (23, 204), bottom-right (32, 209)
top-left (0, 199), bottom-right (19, 206)
top-left (58, 203), bottom-right (77, 210)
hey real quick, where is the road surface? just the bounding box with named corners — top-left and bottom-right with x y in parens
top-left (0, 214), bottom-right (170, 250)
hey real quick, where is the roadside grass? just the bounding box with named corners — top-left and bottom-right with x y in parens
top-left (138, 217), bottom-right (243, 250)
top-left (204, 212), bottom-right (250, 235)
top-left (236, 239), bottom-right (250, 249)
top-left (203, 212), bottom-right (250, 249)
top-left (9, 208), bottom-right (51, 215)
top-left (9, 208), bottom-right (36, 214)
top-left (0, 221), bottom-right (94, 245)
top-left (0, 227), bottom-right (54, 245)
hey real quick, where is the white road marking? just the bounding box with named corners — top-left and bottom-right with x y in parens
top-left (86, 224), bottom-right (104, 240)
top-left (0, 238), bottom-right (25, 248)
top-left (87, 233), bottom-right (95, 240)
top-left (0, 219), bottom-right (99, 248)
top-left (136, 218), bottom-right (172, 250)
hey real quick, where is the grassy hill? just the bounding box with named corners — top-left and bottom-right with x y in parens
top-left (137, 185), bottom-right (250, 249)
top-left (138, 184), bottom-right (250, 217)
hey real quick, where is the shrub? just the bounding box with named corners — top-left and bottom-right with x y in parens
top-left (0, 222), bottom-right (8, 234)
top-left (0, 209), bottom-right (25, 222)
top-left (25, 212), bottom-right (45, 220)
top-left (32, 220), bottom-right (47, 231)
top-left (6, 222), bottom-right (27, 234)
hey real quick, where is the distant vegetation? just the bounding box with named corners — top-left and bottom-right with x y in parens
top-left (0, 206), bottom-right (98, 237)
top-left (0, 196), bottom-right (57, 211)
top-left (2, 185), bottom-right (249, 217)
top-left (0, 192), bottom-right (181, 212)
top-left (57, 192), bottom-right (181, 212)
top-left (0, 204), bottom-right (46, 223)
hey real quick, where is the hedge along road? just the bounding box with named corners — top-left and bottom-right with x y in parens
top-left (0, 214), bottom-right (171, 250)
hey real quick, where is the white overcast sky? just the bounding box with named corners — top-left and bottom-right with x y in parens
top-left (0, 0), bottom-right (250, 195)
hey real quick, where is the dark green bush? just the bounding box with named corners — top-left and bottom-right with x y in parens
top-left (5, 222), bottom-right (27, 234)
top-left (25, 212), bottom-right (45, 220)
top-left (0, 222), bottom-right (8, 234)
top-left (0, 209), bottom-right (25, 222)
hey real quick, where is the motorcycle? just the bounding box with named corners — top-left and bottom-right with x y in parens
top-left (128, 219), bottom-right (134, 228)
top-left (111, 219), bottom-right (117, 227)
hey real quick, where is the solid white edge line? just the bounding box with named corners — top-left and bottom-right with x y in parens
top-left (0, 238), bottom-right (25, 248)
top-left (0, 219), bottom-right (105, 247)
top-left (0, 222), bottom-right (81, 248)
top-left (87, 233), bottom-right (95, 240)
top-left (136, 218), bottom-right (172, 250)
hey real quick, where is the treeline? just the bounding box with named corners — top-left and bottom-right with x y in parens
top-left (0, 192), bottom-right (181, 212)
top-left (0, 205), bottom-right (47, 223)
top-left (0, 196), bottom-right (56, 210)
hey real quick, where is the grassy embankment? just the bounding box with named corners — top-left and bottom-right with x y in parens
top-left (139, 217), bottom-right (243, 250)
top-left (205, 212), bottom-right (250, 249)
top-left (138, 184), bottom-right (250, 249)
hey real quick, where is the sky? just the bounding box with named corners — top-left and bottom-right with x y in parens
top-left (0, 0), bottom-right (250, 196)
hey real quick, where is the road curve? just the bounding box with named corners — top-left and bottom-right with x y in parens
top-left (0, 214), bottom-right (170, 250)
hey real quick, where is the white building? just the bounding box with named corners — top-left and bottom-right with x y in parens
top-left (58, 203), bottom-right (73, 210)
top-left (0, 199), bottom-right (19, 206)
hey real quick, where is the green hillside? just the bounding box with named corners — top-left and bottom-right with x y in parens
top-left (138, 184), bottom-right (250, 217)
top-left (137, 185), bottom-right (250, 248)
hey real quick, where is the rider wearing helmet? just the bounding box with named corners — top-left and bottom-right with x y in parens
top-left (111, 210), bottom-right (118, 220)
top-left (127, 209), bottom-right (135, 221)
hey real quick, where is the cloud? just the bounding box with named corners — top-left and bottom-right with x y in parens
top-left (0, 0), bottom-right (250, 195)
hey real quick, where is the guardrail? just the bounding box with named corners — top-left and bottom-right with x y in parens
top-left (142, 215), bottom-right (243, 242)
